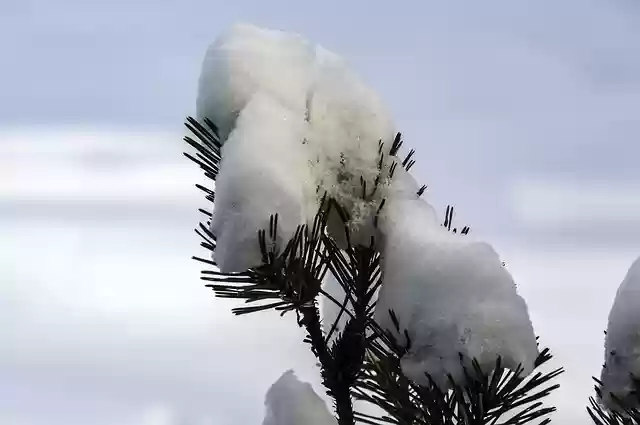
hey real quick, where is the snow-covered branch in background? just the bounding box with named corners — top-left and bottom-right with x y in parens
top-left (600, 256), bottom-right (640, 412)
top-left (262, 370), bottom-right (336, 425)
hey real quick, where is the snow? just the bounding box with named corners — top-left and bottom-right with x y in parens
top-left (198, 22), bottom-right (539, 390)
top-left (375, 175), bottom-right (538, 389)
top-left (196, 23), bottom-right (315, 142)
top-left (306, 45), bottom-right (396, 246)
top-left (197, 23), bottom-right (397, 259)
top-left (209, 93), bottom-right (316, 272)
top-left (262, 370), bottom-right (336, 425)
top-left (600, 256), bottom-right (640, 411)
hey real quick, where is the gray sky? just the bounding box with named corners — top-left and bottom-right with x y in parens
top-left (1, 1), bottom-right (640, 424)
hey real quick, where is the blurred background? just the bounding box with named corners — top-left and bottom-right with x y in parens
top-left (1, 1), bottom-right (639, 423)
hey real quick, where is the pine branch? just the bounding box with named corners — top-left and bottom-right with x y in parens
top-left (356, 315), bottom-right (563, 425)
top-left (199, 213), bottom-right (328, 316)
top-left (299, 300), bottom-right (357, 424)
top-left (183, 116), bottom-right (562, 425)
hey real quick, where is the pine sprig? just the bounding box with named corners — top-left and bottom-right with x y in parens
top-left (183, 115), bottom-right (374, 423)
top-left (202, 210), bottom-right (329, 315)
top-left (443, 204), bottom-right (470, 235)
top-left (183, 116), bottom-right (562, 425)
top-left (183, 116), bottom-right (222, 186)
top-left (357, 315), bottom-right (563, 425)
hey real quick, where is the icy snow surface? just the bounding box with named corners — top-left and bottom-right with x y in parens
top-left (600, 256), bottom-right (640, 410)
top-left (375, 171), bottom-right (538, 389)
top-left (262, 370), bottom-right (336, 425)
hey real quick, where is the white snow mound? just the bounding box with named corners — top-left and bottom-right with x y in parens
top-left (262, 370), bottom-right (337, 425)
top-left (209, 93), bottom-right (315, 272)
top-left (306, 45), bottom-right (396, 246)
top-left (197, 23), bottom-right (315, 141)
top-left (197, 23), bottom-right (397, 260)
top-left (375, 176), bottom-right (538, 389)
top-left (600, 256), bottom-right (640, 411)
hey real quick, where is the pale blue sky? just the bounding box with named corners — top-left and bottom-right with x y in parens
top-left (1, 1), bottom-right (640, 424)
top-left (3, 0), bottom-right (640, 241)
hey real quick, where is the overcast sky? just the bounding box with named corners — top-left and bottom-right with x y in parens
top-left (1, 1), bottom-right (640, 424)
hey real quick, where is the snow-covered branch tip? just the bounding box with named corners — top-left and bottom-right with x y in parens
top-left (358, 313), bottom-right (563, 425)
top-left (185, 22), bottom-right (563, 425)
top-left (199, 207), bottom-right (330, 316)
top-left (183, 106), bottom-right (562, 425)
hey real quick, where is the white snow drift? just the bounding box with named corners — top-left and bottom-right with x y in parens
top-left (262, 370), bottom-right (336, 425)
top-left (600, 256), bottom-right (640, 411)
